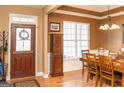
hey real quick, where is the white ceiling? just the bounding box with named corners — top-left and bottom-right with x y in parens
top-left (70, 5), bottom-right (123, 12)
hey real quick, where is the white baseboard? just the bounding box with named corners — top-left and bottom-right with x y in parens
top-left (43, 74), bottom-right (49, 78)
top-left (36, 72), bottom-right (49, 78)
top-left (36, 72), bottom-right (44, 76)
top-left (6, 75), bottom-right (10, 81)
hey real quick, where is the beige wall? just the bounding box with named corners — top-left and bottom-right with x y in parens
top-left (0, 6), bottom-right (43, 73)
top-left (48, 13), bottom-right (124, 53)
top-left (99, 15), bottom-right (124, 52)
top-left (48, 13), bottom-right (101, 50)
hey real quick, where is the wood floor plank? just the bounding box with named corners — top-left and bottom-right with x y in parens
top-left (8, 69), bottom-right (120, 87)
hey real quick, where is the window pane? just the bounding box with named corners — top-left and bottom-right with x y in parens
top-left (81, 30), bottom-right (88, 35)
top-left (71, 35), bottom-right (75, 40)
top-left (81, 46), bottom-right (88, 50)
top-left (81, 35), bottom-right (88, 40)
top-left (77, 41), bottom-right (81, 46)
top-left (77, 24), bottom-right (81, 29)
top-left (16, 28), bottom-right (31, 51)
top-left (16, 28), bottom-right (23, 40)
top-left (77, 30), bottom-right (80, 35)
top-left (82, 24), bottom-right (88, 29)
top-left (77, 34), bottom-right (80, 40)
top-left (64, 35), bottom-right (68, 40)
top-left (81, 41), bottom-right (88, 46)
top-left (77, 47), bottom-right (81, 57)
top-left (71, 29), bottom-right (75, 34)
top-left (67, 29), bottom-right (72, 34)
top-left (64, 41), bottom-right (68, 46)
top-left (16, 41), bottom-right (24, 51)
top-left (23, 40), bottom-right (31, 51)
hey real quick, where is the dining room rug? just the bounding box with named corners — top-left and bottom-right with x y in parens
top-left (14, 79), bottom-right (40, 87)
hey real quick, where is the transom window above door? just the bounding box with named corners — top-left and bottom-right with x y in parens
top-left (64, 21), bottom-right (90, 59)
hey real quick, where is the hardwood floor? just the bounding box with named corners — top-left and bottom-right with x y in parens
top-left (8, 69), bottom-right (119, 87)
top-left (35, 69), bottom-right (111, 87)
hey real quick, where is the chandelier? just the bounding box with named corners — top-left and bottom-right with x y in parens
top-left (99, 5), bottom-right (120, 30)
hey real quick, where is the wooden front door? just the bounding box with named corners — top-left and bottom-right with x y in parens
top-left (11, 24), bottom-right (35, 79)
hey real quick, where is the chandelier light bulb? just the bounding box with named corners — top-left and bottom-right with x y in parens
top-left (104, 24), bottom-right (109, 28)
top-left (99, 25), bottom-right (104, 30)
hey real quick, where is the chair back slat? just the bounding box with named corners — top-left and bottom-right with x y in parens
top-left (99, 55), bottom-right (113, 74)
top-left (81, 50), bottom-right (89, 59)
top-left (86, 54), bottom-right (97, 70)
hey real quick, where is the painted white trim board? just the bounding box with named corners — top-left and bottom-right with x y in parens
top-left (36, 72), bottom-right (49, 78)
top-left (36, 72), bottom-right (44, 76)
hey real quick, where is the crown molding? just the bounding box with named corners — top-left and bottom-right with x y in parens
top-left (54, 10), bottom-right (124, 20)
top-left (58, 5), bottom-right (101, 17)
top-left (54, 10), bottom-right (101, 19)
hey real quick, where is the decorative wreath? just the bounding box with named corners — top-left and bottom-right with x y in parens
top-left (19, 29), bottom-right (29, 40)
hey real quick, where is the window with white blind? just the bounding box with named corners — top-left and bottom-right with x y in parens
top-left (64, 21), bottom-right (90, 59)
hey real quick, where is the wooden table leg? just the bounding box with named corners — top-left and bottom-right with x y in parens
top-left (122, 73), bottom-right (124, 87)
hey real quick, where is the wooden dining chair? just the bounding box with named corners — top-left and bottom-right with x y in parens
top-left (81, 50), bottom-right (89, 73)
top-left (86, 53), bottom-right (99, 87)
top-left (99, 55), bottom-right (115, 87)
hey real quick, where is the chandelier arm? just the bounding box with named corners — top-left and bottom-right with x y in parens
top-left (108, 5), bottom-right (111, 26)
top-left (108, 5), bottom-right (109, 16)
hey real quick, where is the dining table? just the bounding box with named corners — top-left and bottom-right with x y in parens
top-left (80, 57), bottom-right (124, 87)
